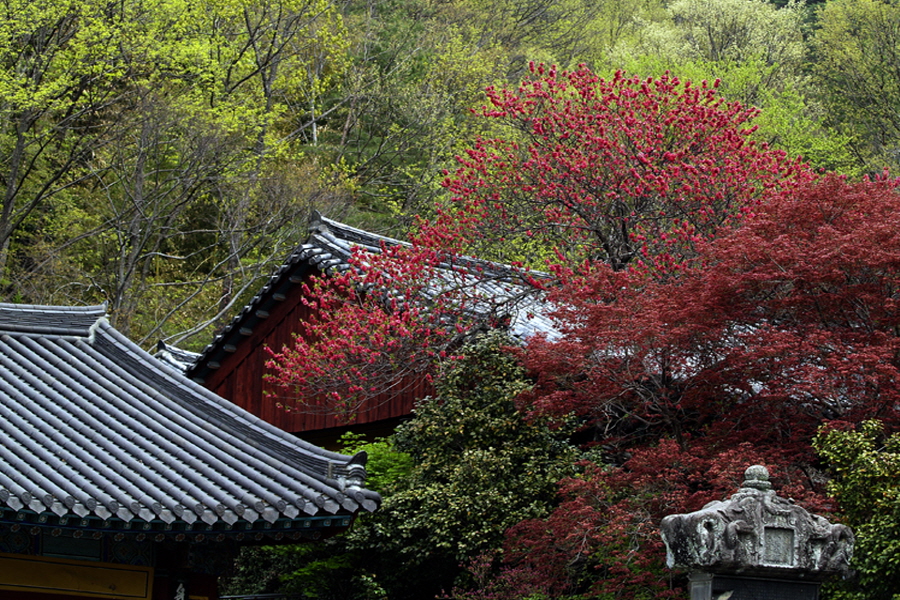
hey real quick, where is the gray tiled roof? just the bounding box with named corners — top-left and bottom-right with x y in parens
top-left (155, 340), bottom-right (202, 373)
top-left (188, 214), bottom-right (558, 382)
top-left (0, 303), bottom-right (378, 541)
top-left (308, 215), bottom-right (559, 340)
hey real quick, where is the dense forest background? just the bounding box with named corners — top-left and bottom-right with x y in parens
top-left (6, 0), bottom-right (895, 350)
top-left (9, 1), bottom-right (900, 598)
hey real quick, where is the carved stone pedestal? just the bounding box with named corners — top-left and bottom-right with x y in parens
top-left (661, 466), bottom-right (854, 600)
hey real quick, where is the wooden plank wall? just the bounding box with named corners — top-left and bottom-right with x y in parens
top-left (206, 273), bottom-right (430, 435)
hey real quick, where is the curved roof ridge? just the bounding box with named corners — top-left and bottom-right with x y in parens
top-left (0, 303), bottom-right (107, 337)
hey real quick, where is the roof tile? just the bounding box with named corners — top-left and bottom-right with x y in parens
top-left (0, 303), bottom-right (379, 539)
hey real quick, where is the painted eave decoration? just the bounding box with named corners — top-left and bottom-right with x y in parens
top-left (0, 303), bottom-right (380, 544)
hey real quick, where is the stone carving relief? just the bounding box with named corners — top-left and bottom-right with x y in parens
top-left (660, 465), bottom-right (853, 578)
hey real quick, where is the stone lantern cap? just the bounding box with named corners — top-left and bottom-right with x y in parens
top-left (660, 466), bottom-right (853, 579)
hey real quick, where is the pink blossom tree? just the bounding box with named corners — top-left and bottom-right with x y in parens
top-left (266, 64), bottom-right (813, 418)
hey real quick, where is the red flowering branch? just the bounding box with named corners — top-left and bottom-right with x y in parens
top-left (265, 64), bottom-right (815, 420)
top-left (264, 231), bottom-right (540, 419)
top-left (442, 63), bottom-right (813, 276)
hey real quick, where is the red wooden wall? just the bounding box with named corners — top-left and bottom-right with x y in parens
top-left (201, 270), bottom-right (429, 443)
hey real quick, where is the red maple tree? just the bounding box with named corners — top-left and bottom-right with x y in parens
top-left (498, 174), bottom-right (900, 598)
top-left (523, 173), bottom-right (900, 453)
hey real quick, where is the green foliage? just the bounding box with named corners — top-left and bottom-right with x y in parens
top-left (0, 0), bottom-right (356, 346)
top-left (327, 0), bottom-right (511, 219)
top-left (572, 0), bottom-right (668, 68)
top-left (220, 433), bottom-right (409, 600)
top-left (337, 432), bottom-right (414, 494)
top-left (812, 0), bottom-right (900, 173)
top-left (221, 539), bottom-right (387, 600)
top-left (815, 421), bottom-right (900, 600)
top-left (636, 0), bottom-right (806, 69)
top-left (608, 0), bottom-right (856, 174)
top-left (344, 331), bottom-right (578, 599)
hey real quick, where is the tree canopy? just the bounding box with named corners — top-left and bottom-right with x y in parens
top-left (7, 1), bottom-right (900, 598)
top-left (260, 65), bottom-right (900, 599)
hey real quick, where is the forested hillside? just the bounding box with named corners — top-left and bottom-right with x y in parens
top-left (2, 0), bottom-right (887, 349)
top-left (9, 2), bottom-right (900, 598)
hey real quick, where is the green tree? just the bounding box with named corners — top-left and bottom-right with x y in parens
top-left (346, 331), bottom-right (578, 599)
top-left (640, 0), bottom-right (806, 69)
top-left (0, 0), bottom-right (142, 280)
top-left (814, 420), bottom-right (900, 600)
top-left (607, 0), bottom-right (856, 173)
top-left (608, 0), bottom-right (808, 92)
top-left (812, 0), bottom-right (900, 172)
top-left (324, 0), bottom-right (512, 223)
top-left (1, 0), bottom-right (354, 345)
top-left (575, 0), bottom-right (668, 68)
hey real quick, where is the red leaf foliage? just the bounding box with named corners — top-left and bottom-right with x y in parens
top-left (442, 63), bottom-right (813, 274)
top-left (265, 65), bottom-right (813, 419)
top-left (522, 174), bottom-right (900, 454)
top-left (506, 174), bottom-right (900, 598)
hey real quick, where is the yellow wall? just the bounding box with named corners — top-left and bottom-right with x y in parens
top-left (0, 553), bottom-right (152, 600)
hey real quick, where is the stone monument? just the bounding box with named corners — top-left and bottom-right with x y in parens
top-left (660, 465), bottom-right (854, 600)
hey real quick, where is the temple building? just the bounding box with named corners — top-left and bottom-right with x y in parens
top-left (180, 213), bottom-right (555, 447)
top-left (0, 303), bottom-right (379, 600)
